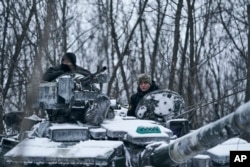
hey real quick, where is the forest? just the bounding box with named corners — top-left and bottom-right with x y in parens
top-left (0, 0), bottom-right (249, 134)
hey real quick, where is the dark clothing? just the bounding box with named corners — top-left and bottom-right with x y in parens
top-left (127, 81), bottom-right (159, 117)
top-left (43, 64), bottom-right (91, 82)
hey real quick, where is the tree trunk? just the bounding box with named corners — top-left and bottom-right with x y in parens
top-left (186, 0), bottom-right (197, 127)
top-left (178, 22), bottom-right (189, 96)
top-left (139, 0), bottom-right (146, 73)
top-left (245, 4), bottom-right (250, 102)
top-left (150, 0), bottom-right (167, 80)
top-left (0, 0), bottom-right (11, 134)
top-left (168, 0), bottom-right (183, 90)
top-left (62, 0), bottom-right (67, 52)
top-left (0, 85), bottom-right (4, 134)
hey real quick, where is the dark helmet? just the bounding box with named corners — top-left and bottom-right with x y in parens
top-left (62, 52), bottom-right (76, 66)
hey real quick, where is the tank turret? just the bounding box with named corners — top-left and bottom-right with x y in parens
top-left (37, 66), bottom-right (111, 125)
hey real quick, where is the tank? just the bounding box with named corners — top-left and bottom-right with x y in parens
top-left (1, 67), bottom-right (250, 167)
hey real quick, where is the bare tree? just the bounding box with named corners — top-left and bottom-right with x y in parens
top-left (245, 4), bottom-right (250, 102)
top-left (186, 0), bottom-right (196, 108)
top-left (0, 0), bottom-right (11, 133)
top-left (0, 0), bottom-right (38, 133)
top-left (178, 21), bottom-right (189, 96)
top-left (61, 0), bottom-right (67, 52)
top-left (0, 85), bottom-right (3, 133)
top-left (150, 0), bottom-right (168, 80)
top-left (25, 0), bottom-right (58, 116)
top-left (107, 0), bottom-right (148, 101)
top-left (139, 0), bottom-right (146, 73)
top-left (168, 0), bottom-right (183, 90)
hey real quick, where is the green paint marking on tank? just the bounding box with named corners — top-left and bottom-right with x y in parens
top-left (136, 126), bottom-right (161, 134)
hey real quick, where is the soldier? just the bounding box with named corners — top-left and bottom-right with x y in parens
top-left (127, 73), bottom-right (159, 117)
top-left (43, 52), bottom-right (91, 82)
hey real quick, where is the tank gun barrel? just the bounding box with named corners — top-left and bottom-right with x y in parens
top-left (150, 101), bottom-right (250, 167)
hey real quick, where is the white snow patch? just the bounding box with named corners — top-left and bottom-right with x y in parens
top-left (207, 137), bottom-right (250, 156)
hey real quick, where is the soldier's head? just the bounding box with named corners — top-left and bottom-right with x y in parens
top-left (138, 73), bottom-right (151, 92)
top-left (61, 52), bottom-right (76, 66)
